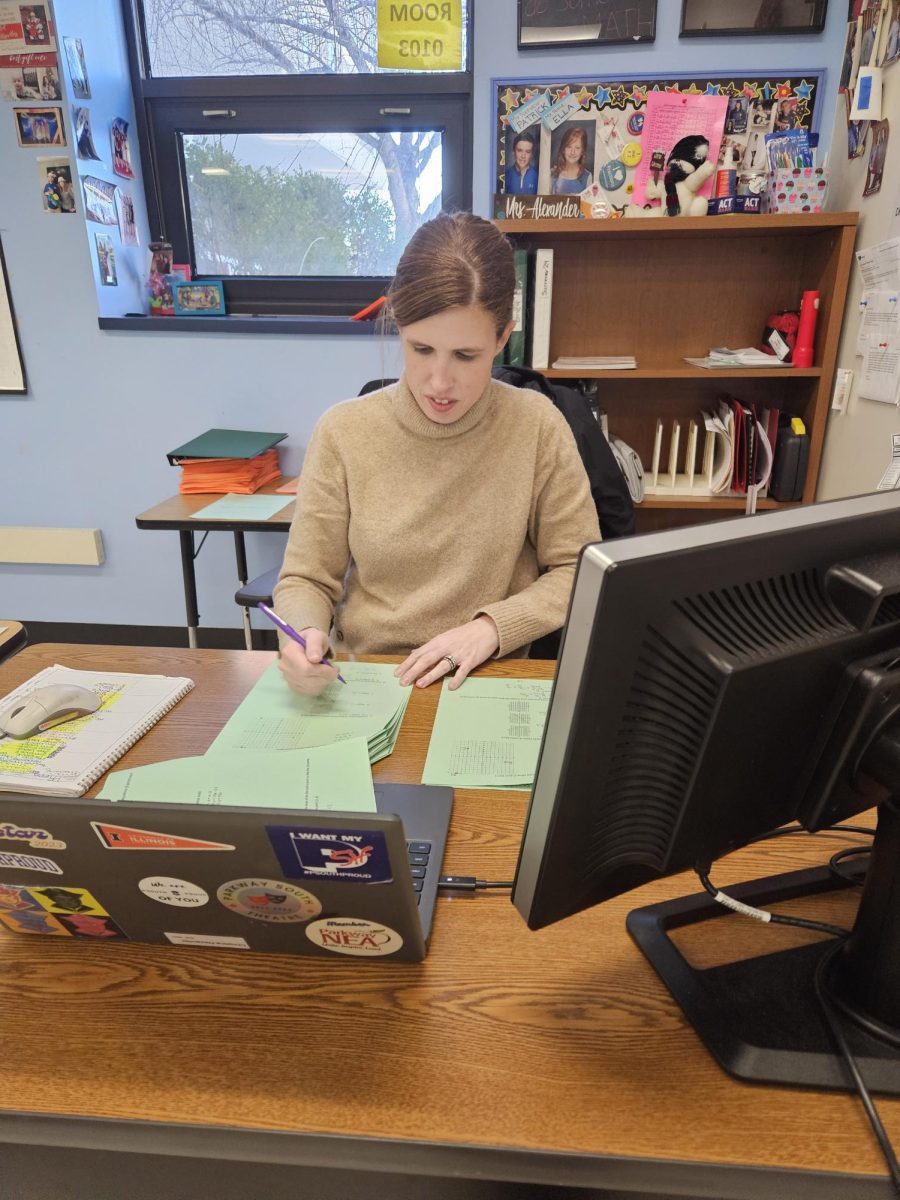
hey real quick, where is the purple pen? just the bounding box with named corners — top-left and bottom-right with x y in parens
top-left (257, 602), bottom-right (347, 684)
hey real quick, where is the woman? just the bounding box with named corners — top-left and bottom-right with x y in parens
top-left (274, 212), bottom-right (600, 695)
top-left (550, 127), bottom-right (591, 195)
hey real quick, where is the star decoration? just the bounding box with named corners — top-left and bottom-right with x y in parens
top-left (776, 81), bottom-right (793, 99)
top-left (575, 86), bottom-right (594, 107)
top-left (723, 81), bottom-right (742, 97)
top-left (685, 82), bottom-right (702, 95)
top-left (705, 83), bottom-right (721, 95)
top-left (523, 88), bottom-right (541, 100)
top-left (795, 79), bottom-right (814, 100)
top-left (631, 85), bottom-right (647, 105)
top-left (500, 88), bottom-right (519, 112)
top-left (665, 82), bottom-right (682, 94)
top-left (500, 114), bottom-right (510, 128)
top-left (762, 82), bottom-right (774, 100)
top-left (552, 86), bottom-right (570, 102)
top-left (609, 84), bottom-right (629, 109)
top-left (742, 82), bottom-right (761, 99)
top-left (594, 85), bottom-right (611, 107)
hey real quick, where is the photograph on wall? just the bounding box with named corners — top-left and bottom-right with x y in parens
top-left (36, 154), bottom-right (74, 213)
top-left (0, 52), bottom-right (59, 100)
top-left (13, 103), bottom-right (62, 145)
top-left (680, 0), bottom-right (828, 36)
top-left (82, 173), bottom-right (118, 225)
top-left (73, 105), bottom-right (100, 159)
top-left (94, 233), bottom-right (117, 286)
top-left (0, 1), bottom-right (54, 54)
top-left (884, 0), bottom-right (900, 65)
top-left (62, 35), bottom-right (89, 98)
top-left (494, 74), bottom-right (821, 217)
top-left (110, 117), bottom-right (135, 179)
top-left (518, 0), bottom-right (656, 48)
top-left (0, 234), bottom-right (26, 393)
top-left (864, 117), bottom-right (890, 195)
top-left (116, 187), bottom-right (139, 245)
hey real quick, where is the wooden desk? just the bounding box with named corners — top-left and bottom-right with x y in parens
top-left (136, 479), bottom-right (295, 649)
top-left (0, 644), bottom-right (896, 1200)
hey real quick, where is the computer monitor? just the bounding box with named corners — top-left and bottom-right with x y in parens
top-left (512, 491), bottom-right (900, 1094)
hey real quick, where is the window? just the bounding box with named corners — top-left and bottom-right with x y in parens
top-left (122, 0), bottom-right (472, 316)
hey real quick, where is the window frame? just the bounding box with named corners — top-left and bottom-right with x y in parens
top-left (120, 0), bottom-right (474, 316)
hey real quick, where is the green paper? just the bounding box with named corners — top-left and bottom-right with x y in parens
top-left (210, 660), bottom-right (411, 763)
top-left (98, 736), bottom-right (376, 811)
top-left (422, 677), bottom-right (552, 790)
top-left (190, 494), bottom-right (290, 521)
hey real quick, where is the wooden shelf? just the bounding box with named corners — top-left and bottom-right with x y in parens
top-left (498, 211), bottom-right (858, 533)
top-left (544, 367), bottom-right (823, 380)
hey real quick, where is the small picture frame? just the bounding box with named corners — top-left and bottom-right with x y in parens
top-left (518, 0), bottom-right (656, 48)
top-left (173, 279), bottom-right (225, 316)
top-left (680, 0), bottom-right (828, 37)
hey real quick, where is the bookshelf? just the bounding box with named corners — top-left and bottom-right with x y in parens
top-left (496, 213), bottom-right (858, 533)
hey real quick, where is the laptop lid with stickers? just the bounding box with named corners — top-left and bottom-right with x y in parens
top-left (0, 783), bottom-right (452, 964)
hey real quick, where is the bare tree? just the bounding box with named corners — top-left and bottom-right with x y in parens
top-left (143, 0), bottom-right (443, 245)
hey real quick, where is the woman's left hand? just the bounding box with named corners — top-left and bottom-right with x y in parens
top-left (395, 615), bottom-right (500, 690)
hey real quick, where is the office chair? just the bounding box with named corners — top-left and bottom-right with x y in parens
top-left (0, 622), bottom-right (28, 662)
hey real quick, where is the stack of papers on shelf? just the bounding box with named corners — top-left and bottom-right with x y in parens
top-left (422, 677), bottom-right (552, 790)
top-left (551, 355), bottom-right (636, 370)
top-left (177, 448), bottom-right (282, 494)
top-left (99, 661), bottom-right (415, 812)
top-left (684, 347), bottom-right (792, 369)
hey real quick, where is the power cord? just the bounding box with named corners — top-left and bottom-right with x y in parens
top-left (438, 875), bottom-right (514, 892)
top-left (694, 863), bottom-right (850, 937)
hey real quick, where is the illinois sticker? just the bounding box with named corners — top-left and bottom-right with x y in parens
top-left (305, 917), bottom-right (404, 957)
top-left (217, 878), bottom-right (321, 923)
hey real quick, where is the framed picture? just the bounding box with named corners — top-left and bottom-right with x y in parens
top-left (14, 105), bottom-right (63, 146)
top-left (680, 0), bottom-right (828, 37)
top-left (173, 280), bottom-right (226, 316)
top-left (518, 0), bottom-right (656, 49)
top-left (0, 235), bottom-right (26, 394)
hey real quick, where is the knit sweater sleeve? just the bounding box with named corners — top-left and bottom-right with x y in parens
top-left (272, 415), bottom-right (350, 638)
top-left (477, 406), bottom-right (601, 656)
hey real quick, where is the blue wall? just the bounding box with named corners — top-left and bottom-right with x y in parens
top-left (0, 0), bottom-right (848, 636)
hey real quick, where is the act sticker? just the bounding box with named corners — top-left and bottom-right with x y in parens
top-left (0, 909), bottom-right (69, 936)
top-left (266, 825), bottom-right (392, 884)
top-left (0, 852), bottom-right (62, 874)
top-left (305, 917), bottom-right (404, 957)
top-left (91, 821), bottom-right (234, 851)
top-left (165, 932), bottom-right (249, 949)
top-left (217, 878), bottom-right (322, 923)
top-left (139, 876), bottom-right (209, 907)
top-left (57, 914), bottom-right (126, 939)
top-left (0, 883), bottom-right (41, 911)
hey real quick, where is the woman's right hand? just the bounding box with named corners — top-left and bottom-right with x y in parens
top-left (277, 628), bottom-right (340, 695)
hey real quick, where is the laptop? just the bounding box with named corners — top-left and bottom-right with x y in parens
top-left (0, 782), bottom-right (452, 963)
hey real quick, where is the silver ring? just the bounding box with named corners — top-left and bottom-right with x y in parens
top-left (443, 654), bottom-right (458, 672)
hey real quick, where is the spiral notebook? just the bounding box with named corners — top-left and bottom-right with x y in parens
top-left (0, 665), bottom-right (194, 797)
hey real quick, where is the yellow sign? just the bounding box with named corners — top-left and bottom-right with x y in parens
top-left (377, 0), bottom-right (463, 71)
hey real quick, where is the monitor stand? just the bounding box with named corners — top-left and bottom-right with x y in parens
top-left (627, 799), bottom-right (900, 1094)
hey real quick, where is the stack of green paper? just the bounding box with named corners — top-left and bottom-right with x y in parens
top-left (209, 660), bottom-right (412, 764)
top-left (421, 677), bottom-right (552, 790)
top-left (98, 662), bottom-right (413, 812)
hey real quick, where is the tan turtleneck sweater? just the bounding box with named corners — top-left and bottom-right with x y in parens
top-left (273, 375), bottom-right (601, 658)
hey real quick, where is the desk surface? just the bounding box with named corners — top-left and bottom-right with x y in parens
top-left (0, 644), bottom-right (895, 1199)
top-left (136, 477), bottom-right (295, 531)
top-left (0, 621), bottom-right (25, 655)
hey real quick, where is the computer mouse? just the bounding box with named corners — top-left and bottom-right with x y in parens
top-left (0, 683), bottom-right (102, 739)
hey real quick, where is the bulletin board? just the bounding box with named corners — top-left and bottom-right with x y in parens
top-left (494, 72), bottom-right (823, 212)
top-left (0, 236), bottom-right (26, 394)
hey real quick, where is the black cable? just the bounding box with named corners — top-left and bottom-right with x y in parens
top-left (695, 865), bottom-right (849, 937)
top-left (828, 845), bottom-right (872, 888)
top-left (814, 943), bottom-right (900, 1196)
top-left (437, 875), bottom-right (514, 892)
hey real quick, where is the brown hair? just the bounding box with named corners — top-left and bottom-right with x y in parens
top-left (553, 126), bottom-right (587, 176)
top-left (386, 212), bottom-right (515, 337)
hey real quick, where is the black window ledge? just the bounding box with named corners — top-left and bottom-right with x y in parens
top-left (98, 314), bottom-right (386, 335)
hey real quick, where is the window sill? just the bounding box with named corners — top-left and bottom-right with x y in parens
top-left (98, 314), bottom-right (385, 335)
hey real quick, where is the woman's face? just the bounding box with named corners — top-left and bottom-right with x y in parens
top-left (563, 134), bottom-right (584, 166)
top-left (401, 303), bottom-right (511, 425)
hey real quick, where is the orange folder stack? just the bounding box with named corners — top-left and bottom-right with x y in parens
top-left (177, 448), bottom-right (282, 494)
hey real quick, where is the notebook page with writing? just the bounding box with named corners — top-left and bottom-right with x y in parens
top-left (0, 665), bottom-right (194, 797)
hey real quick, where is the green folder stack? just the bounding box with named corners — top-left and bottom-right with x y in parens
top-left (421, 677), bottom-right (552, 790)
top-left (166, 428), bottom-right (287, 465)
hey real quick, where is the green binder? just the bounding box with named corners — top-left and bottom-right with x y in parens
top-left (166, 428), bottom-right (288, 465)
top-left (507, 249), bottom-right (528, 367)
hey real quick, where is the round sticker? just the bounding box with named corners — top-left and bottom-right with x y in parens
top-left (627, 112), bottom-right (645, 136)
top-left (598, 159), bottom-right (626, 191)
top-left (217, 878), bottom-right (322, 923)
top-left (139, 876), bottom-right (209, 907)
top-left (621, 141), bottom-right (642, 167)
top-left (305, 917), bottom-right (404, 957)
